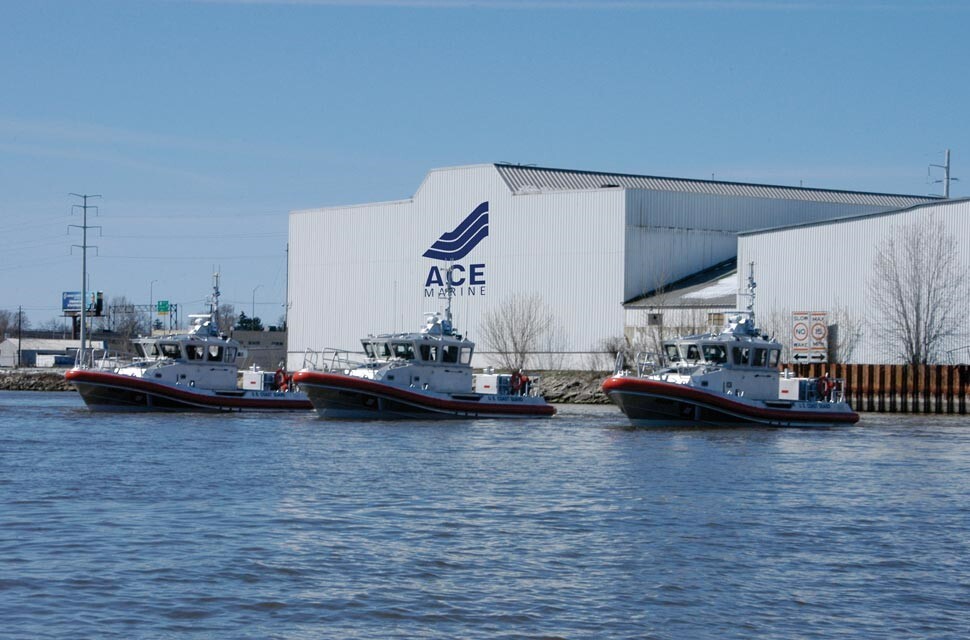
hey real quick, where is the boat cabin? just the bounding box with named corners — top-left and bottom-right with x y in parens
top-left (360, 337), bottom-right (473, 366)
top-left (663, 341), bottom-right (782, 369)
top-left (131, 337), bottom-right (241, 365)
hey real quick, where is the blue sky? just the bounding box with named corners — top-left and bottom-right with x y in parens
top-left (1, 0), bottom-right (967, 327)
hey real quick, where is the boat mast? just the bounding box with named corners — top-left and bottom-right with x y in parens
top-left (442, 262), bottom-right (455, 335)
top-left (746, 261), bottom-right (757, 322)
top-left (209, 271), bottom-right (221, 330)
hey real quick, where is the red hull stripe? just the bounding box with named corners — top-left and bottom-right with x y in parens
top-left (293, 371), bottom-right (556, 416)
top-left (65, 369), bottom-right (312, 410)
top-left (602, 375), bottom-right (859, 424)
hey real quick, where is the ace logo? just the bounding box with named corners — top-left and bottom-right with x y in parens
top-left (423, 202), bottom-right (488, 298)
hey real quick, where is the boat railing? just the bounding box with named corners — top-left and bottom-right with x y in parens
top-left (74, 347), bottom-right (126, 370)
top-left (631, 351), bottom-right (662, 377)
top-left (302, 348), bottom-right (368, 372)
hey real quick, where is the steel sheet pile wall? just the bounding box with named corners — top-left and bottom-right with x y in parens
top-left (739, 199), bottom-right (970, 364)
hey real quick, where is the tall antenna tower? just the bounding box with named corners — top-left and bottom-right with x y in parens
top-left (69, 193), bottom-right (101, 362)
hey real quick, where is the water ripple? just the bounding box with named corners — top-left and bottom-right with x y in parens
top-left (1, 392), bottom-right (969, 638)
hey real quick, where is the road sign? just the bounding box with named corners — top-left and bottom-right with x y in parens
top-left (157, 300), bottom-right (170, 315)
top-left (793, 311), bottom-right (828, 363)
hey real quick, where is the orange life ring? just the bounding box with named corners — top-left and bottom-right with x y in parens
top-left (816, 376), bottom-right (834, 398)
top-left (510, 372), bottom-right (522, 394)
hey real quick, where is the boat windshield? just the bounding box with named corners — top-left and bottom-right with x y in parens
top-left (664, 344), bottom-right (681, 362)
top-left (684, 344), bottom-right (700, 361)
top-left (392, 342), bottom-right (415, 360)
top-left (363, 343), bottom-right (375, 358)
top-left (134, 342), bottom-right (160, 359)
top-left (702, 344), bottom-right (727, 364)
top-left (442, 345), bottom-right (459, 363)
top-left (419, 344), bottom-right (438, 362)
top-left (159, 343), bottom-right (182, 359)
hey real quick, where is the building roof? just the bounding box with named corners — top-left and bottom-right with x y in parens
top-left (0, 338), bottom-right (105, 351)
top-left (625, 258), bottom-right (738, 307)
top-left (494, 163), bottom-right (938, 208)
top-left (738, 196), bottom-right (970, 236)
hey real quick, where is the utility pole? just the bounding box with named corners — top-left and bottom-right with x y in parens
top-left (69, 193), bottom-right (101, 365)
top-left (17, 305), bottom-right (22, 368)
top-left (929, 149), bottom-right (958, 198)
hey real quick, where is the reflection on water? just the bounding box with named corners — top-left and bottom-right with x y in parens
top-left (1, 392), bottom-right (968, 639)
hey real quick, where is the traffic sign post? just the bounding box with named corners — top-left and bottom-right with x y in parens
top-left (792, 311), bottom-right (828, 363)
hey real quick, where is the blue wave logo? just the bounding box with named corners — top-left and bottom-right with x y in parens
top-left (422, 202), bottom-right (489, 261)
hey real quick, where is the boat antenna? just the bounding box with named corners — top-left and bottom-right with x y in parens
top-left (442, 262), bottom-right (455, 335)
top-left (746, 261), bottom-right (757, 319)
top-left (209, 270), bottom-right (221, 328)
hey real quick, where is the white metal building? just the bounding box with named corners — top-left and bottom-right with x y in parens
top-left (288, 163), bottom-right (935, 370)
top-left (738, 198), bottom-right (970, 364)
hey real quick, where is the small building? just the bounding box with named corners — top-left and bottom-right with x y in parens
top-left (230, 329), bottom-right (288, 371)
top-left (0, 339), bottom-right (107, 368)
top-left (623, 258), bottom-right (739, 357)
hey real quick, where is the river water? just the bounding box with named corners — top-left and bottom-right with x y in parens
top-left (1, 391), bottom-right (968, 639)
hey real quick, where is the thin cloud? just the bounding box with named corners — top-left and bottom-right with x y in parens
top-left (168, 0), bottom-right (964, 9)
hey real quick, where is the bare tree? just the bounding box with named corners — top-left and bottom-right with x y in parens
top-left (868, 215), bottom-right (968, 365)
top-left (827, 305), bottom-right (865, 364)
top-left (104, 296), bottom-right (148, 352)
top-left (478, 293), bottom-right (561, 371)
top-left (584, 335), bottom-right (631, 372)
top-left (217, 303), bottom-right (235, 336)
top-left (0, 309), bottom-right (13, 340)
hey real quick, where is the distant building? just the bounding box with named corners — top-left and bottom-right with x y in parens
top-left (623, 258), bottom-right (738, 351)
top-left (288, 163), bottom-right (936, 369)
top-left (231, 329), bottom-right (287, 371)
top-left (0, 339), bottom-right (107, 368)
top-left (739, 198), bottom-right (970, 364)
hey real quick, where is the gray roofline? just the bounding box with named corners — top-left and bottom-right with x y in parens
top-left (738, 196), bottom-right (970, 237)
top-left (494, 162), bottom-right (943, 202)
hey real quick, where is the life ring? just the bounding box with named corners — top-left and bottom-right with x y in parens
top-left (510, 372), bottom-right (523, 395)
top-left (816, 376), bottom-right (834, 398)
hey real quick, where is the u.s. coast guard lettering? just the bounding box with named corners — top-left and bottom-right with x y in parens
top-left (424, 202), bottom-right (488, 298)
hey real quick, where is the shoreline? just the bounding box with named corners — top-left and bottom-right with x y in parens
top-left (0, 369), bottom-right (613, 404)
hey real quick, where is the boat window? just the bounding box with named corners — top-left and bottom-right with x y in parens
top-left (363, 343), bottom-right (375, 358)
top-left (392, 342), bottom-right (415, 360)
top-left (159, 343), bottom-right (181, 359)
top-left (460, 347), bottom-right (473, 364)
top-left (702, 344), bottom-right (727, 364)
top-left (419, 344), bottom-right (438, 362)
top-left (685, 344), bottom-right (700, 361)
top-left (377, 343), bottom-right (391, 358)
top-left (148, 343), bottom-right (159, 356)
top-left (207, 345), bottom-right (224, 362)
top-left (134, 343), bottom-right (147, 358)
top-left (769, 349), bottom-right (780, 367)
top-left (442, 345), bottom-right (459, 363)
top-left (664, 344), bottom-right (681, 362)
top-left (186, 345), bottom-right (204, 360)
top-left (731, 347), bottom-right (750, 366)
top-left (753, 348), bottom-right (768, 367)
top-left (226, 347), bottom-right (237, 362)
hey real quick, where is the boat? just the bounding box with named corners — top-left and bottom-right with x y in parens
top-left (292, 283), bottom-right (556, 420)
top-left (66, 277), bottom-right (312, 412)
top-left (602, 270), bottom-right (859, 428)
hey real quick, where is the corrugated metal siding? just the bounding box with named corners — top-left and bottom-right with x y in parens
top-left (288, 165), bottom-right (627, 369)
top-left (496, 164), bottom-right (936, 207)
top-left (738, 199), bottom-right (970, 364)
top-left (621, 190), bottom-right (902, 302)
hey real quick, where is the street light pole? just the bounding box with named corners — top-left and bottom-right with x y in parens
top-left (252, 284), bottom-right (262, 328)
top-left (150, 279), bottom-right (158, 331)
